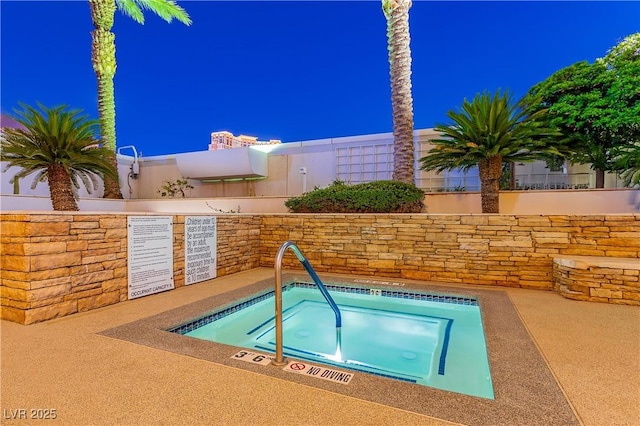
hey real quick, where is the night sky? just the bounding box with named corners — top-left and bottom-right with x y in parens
top-left (2, 1), bottom-right (639, 156)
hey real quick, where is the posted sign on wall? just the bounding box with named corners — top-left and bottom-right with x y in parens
top-left (184, 216), bottom-right (217, 285)
top-left (127, 216), bottom-right (174, 299)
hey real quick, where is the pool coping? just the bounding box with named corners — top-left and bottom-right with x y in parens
top-left (99, 273), bottom-right (579, 426)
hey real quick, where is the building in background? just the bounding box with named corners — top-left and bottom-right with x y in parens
top-left (209, 131), bottom-right (281, 150)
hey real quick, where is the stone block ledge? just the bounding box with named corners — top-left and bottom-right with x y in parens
top-left (552, 255), bottom-right (640, 306)
top-left (554, 255), bottom-right (640, 270)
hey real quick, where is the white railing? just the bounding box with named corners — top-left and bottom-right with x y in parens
top-left (514, 173), bottom-right (592, 190)
top-left (415, 176), bottom-right (480, 192)
top-left (417, 173), bottom-right (595, 192)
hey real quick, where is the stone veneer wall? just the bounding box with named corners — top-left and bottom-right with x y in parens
top-left (1, 213), bottom-right (638, 324)
top-left (260, 214), bottom-right (639, 298)
top-left (0, 213), bottom-right (260, 324)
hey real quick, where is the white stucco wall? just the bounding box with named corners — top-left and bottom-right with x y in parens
top-left (2, 128), bottom-right (635, 214)
top-left (2, 189), bottom-right (638, 214)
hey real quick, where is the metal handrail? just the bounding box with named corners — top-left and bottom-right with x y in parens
top-left (271, 240), bottom-right (342, 366)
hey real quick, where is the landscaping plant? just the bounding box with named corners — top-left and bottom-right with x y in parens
top-left (285, 180), bottom-right (424, 213)
top-left (89, 0), bottom-right (191, 199)
top-left (0, 103), bottom-right (118, 211)
top-left (157, 178), bottom-right (193, 198)
top-left (420, 90), bottom-right (565, 213)
top-left (382, 0), bottom-right (415, 183)
top-left (525, 32), bottom-right (640, 188)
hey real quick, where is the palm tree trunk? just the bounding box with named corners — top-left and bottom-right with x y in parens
top-left (96, 75), bottom-right (122, 198)
top-left (90, 0), bottom-right (123, 199)
top-left (384, 0), bottom-right (415, 184)
top-left (48, 165), bottom-right (79, 211)
top-left (478, 156), bottom-right (502, 213)
top-left (103, 152), bottom-right (121, 197)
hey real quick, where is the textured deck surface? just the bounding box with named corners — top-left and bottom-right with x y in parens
top-left (2, 268), bottom-right (639, 425)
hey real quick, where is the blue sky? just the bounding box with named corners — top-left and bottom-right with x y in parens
top-left (1, 1), bottom-right (639, 157)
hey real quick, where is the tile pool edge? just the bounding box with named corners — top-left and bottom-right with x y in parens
top-left (99, 273), bottom-right (579, 426)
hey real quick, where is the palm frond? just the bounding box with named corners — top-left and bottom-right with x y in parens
top-left (116, 0), bottom-right (191, 25)
top-left (612, 142), bottom-right (640, 187)
top-left (115, 0), bottom-right (145, 23)
top-left (29, 170), bottom-right (48, 190)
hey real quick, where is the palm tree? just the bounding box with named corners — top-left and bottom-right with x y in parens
top-left (613, 142), bottom-right (640, 187)
top-left (420, 90), bottom-right (565, 213)
top-left (89, 0), bottom-right (191, 199)
top-left (0, 103), bottom-right (118, 211)
top-left (382, 0), bottom-right (415, 184)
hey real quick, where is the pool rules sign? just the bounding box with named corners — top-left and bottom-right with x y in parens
top-left (184, 216), bottom-right (217, 285)
top-left (127, 216), bottom-right (174, 299)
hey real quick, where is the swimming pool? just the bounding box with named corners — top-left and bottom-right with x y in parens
top-left (171, 282), bottom-right (494, 399)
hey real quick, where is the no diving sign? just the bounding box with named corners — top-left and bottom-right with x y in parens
top-left (284, 361), bottom-right (354, 385)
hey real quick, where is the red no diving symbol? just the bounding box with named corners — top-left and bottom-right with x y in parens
top-left (289, 362), bottom-right (306, 371)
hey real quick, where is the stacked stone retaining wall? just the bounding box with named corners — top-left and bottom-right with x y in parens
top-left (0, 213), bottom-right (260, 324)
top-left (259, 214), bottom-right (639, 294)
top-left (1, 213), bottom-right (638, 324)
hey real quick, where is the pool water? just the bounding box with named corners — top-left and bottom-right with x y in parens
top-left (174, 283), bottom-right (494, 399)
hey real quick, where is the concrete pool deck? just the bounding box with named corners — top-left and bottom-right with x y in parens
top-left (1, 268), bottom-right (639, 425)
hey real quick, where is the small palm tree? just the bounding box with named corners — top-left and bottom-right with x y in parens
top-left (382, 0), bottom-right (415, 184)
top-left (89, 0), bottom-right (191, 199)
top-left (613, 142), bottom-right (640, 187)
top-left (0, 103), bottom-right (118, 211)
top-left (420, 90), bottom-right (565, 213)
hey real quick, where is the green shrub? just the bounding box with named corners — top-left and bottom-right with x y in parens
top-left (285, 180), bottom-right (425, 213)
